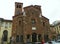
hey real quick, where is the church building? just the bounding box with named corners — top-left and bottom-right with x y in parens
top-left (12, 2), bottom-right (50, 44)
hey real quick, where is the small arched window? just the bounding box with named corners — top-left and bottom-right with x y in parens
top-left (27, 34), bottom-right (30, 39)
top-left (43, 22), bottom-right (45, 26)
top-left (31, 19), bottom-right (36, 24)
top-left (3, 30), bottom-right (8, 41)
top-left (16, 35), bottom-right (19, 42)
top-left (16, 5), bottom-right (21, 8)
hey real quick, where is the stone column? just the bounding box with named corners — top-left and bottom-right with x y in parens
top-left (41, 33), bottom-right (45, 42)
top-left (24, 35), bottom-right (26, 43)
top-left (30, 35), bottom-right (32, 42)
top-left (37, 35), bottom-right (38, 42)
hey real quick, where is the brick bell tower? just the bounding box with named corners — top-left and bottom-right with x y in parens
top-left (12, 2), bottom-right (50, 44)
top-left (12, 2), bottom-right (24, 43)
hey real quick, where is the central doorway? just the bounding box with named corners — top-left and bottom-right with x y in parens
top-left (32, 33), bottom-right (37, 42)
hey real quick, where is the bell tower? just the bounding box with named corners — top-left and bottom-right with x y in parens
top-left (15, 2), bottom-right (23, 15)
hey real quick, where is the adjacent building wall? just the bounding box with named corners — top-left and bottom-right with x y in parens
top-left (0, 18), bottom-right (12, 43)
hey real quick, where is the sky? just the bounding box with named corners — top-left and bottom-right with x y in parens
top-left (0, 0), bottom-right (60, 24)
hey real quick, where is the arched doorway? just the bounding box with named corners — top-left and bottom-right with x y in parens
top-left (32, 33), bottom-right (37, 42)
top-left (2, 30), bottom-right (8, 41)
top-left (44, 35), bottom-right (49, 42)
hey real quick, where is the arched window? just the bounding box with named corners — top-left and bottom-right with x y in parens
top-left (19, 5), bottom-right (21, 8)
top-left (16, 35), bottom-right (19, 42)
top-left (27, 34), bottom-right (30, 39)
top-left (31, 19), bottom-right (36, 24)
top-left (16, 5), bottom-right (21, 8)
top-left (43, 22), bottom-right (45, 26)
top-left (20, 35), bottom-right (23, 42)
top-left (3, 30), bottom-right (8, 41)
top-left (19, 21), bottom-right (21, 25)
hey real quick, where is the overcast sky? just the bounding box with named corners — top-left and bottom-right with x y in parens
top-left (0, 0), bottom-right (60, 24)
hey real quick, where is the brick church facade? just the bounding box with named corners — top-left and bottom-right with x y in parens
top-left (12, 2), bottom-right (50, 43)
